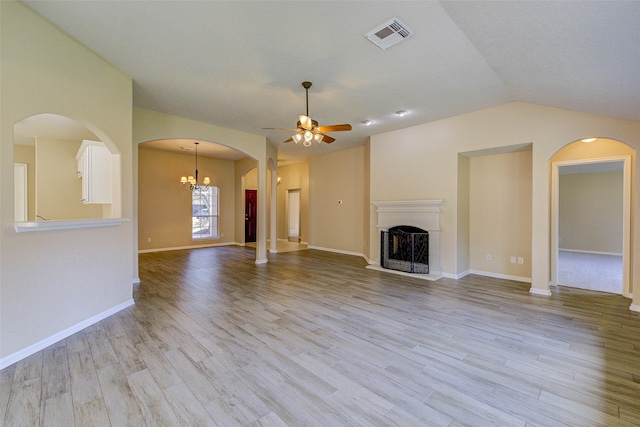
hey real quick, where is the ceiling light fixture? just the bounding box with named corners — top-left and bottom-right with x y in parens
top-left (264, 81), bottom-right (352, 147)
top-left (581, 137), bottom-right (597, 143)
top-left (395, 110), bottom-right (408, 116)
top-left (362, 120), bottom-right (373, 126)
top-left (180, 142), bottom-right (210, 191)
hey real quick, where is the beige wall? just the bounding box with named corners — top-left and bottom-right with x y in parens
top-left (36, 138), bottom-right (103, 220)
top-left (370, 102), bottom-right (640, 298)
top-left (277, 161), bottom-right (309, 243)
top-left (138, 146), bottom-right (236, 251)
top-left (244, 167), bottom-right (258, 189)
top-left (14, 144), bottom-right (36, 221)
top-left (363, 141), bottom-right (371, 260)
top-left (309, 146), bottom-right (365, 255)
top-left (559, 171), bottom-right (623, 254)
top-left (469, 150), bottom-right (532, 279)
top-left (456, 155), bottom-right (470, 274)
top-left (1, 1), bottom-right (133, 364)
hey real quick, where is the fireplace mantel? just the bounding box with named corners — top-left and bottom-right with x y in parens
top-left (369, 200), bottom-right (444, 280)
top-left (372, 199), bottom-right (443, 211)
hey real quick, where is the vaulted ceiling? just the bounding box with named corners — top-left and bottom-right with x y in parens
top-left (22, 1), bottom-right (640, 162)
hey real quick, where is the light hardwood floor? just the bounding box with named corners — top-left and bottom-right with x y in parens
top-left (2, 246), bottom-right (639, 426)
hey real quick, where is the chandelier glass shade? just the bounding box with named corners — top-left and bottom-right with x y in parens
top-left (291, 126), bottom-right (324, 147)
top-left (180, 142), bottom-right (210, 191)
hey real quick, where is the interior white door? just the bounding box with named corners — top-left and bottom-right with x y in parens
top-left (287, 189), bottom-right (300, 242)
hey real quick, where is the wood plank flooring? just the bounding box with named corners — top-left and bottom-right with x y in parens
top-left (2, 246), bottom-right (640, 426)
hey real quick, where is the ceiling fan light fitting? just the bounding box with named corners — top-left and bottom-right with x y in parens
top-left (304, 130), bottom-right (313, 142)
top-left (273, 80), bottom-right (352, 146)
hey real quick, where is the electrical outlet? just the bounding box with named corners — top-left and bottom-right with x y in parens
top-left (510, 256), bottom-right (516, 264)
top-left (147, 237), bottom-right (151, 243)
top-left (220, 232), bottom-right (224, 237)
top-left (486, 254), bottom-right (492, 261)
top-left (518, 257), bottom-right (524, 264)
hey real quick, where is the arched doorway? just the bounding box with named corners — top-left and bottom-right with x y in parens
top-left (550, 138), bottom-right (634, 298)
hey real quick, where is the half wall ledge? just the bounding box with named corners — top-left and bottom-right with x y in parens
top-left (15, 218), bottom-right (127, 233)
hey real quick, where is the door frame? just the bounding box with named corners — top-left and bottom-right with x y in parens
top-left (550, 155), bottom-right (631, 297)
top-left (244, 188), bottom-right (257, 243)
top-left (286, 188), bottom-right (301, 243)
top-left (14, 163), bottom-right (28, 221)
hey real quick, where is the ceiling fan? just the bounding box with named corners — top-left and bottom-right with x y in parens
top-left (264, 81), bottom-right (352, 146)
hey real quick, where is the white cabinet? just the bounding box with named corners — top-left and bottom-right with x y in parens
top-left (76, 140), bottom-right (112, 204)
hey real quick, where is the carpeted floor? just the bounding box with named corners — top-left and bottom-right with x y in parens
top-left (557, 250), bottom-right (623, 294)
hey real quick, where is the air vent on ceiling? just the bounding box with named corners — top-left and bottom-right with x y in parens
top-left (365, 18), bottom-right (414, 50)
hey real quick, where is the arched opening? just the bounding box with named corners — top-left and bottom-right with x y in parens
top-left (138, 138), bottom-right (249, 252)
top-left (13, 113), bottom-right (122, 223)
top-left (550, 138), bottom-right (634, 298)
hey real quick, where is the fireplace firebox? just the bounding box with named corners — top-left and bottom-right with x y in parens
top-left (381, 226), bottom-right (429, 274)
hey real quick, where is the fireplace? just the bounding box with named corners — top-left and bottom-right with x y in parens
top-left (369, 200), bottom-right (443, 280)
top-left (382, 226), bottom-right (429, 274)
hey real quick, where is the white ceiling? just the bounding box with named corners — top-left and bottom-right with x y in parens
top-left (21, 1), bottom-right (640, 163)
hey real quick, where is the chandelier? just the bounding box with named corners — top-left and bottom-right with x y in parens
top-left (180, 142), bottom-right (210, 191)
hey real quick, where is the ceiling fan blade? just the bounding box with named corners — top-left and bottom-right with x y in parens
top-left (299, 115), bottom-right (313, 130)
top-left (317, 124), bottom-right (352, 133)
top-left (263, 127), bottom-right (300, 131)
top-left (283, 137), bottom-right (294, 143)
top-left (321, 134), bottom-right (335, 143)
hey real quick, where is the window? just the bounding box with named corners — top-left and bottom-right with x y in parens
top-left (192, 186), bottom-right (218, 239)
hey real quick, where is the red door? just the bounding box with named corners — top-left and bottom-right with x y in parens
top-left (245, 189), bottom-right (257, 243)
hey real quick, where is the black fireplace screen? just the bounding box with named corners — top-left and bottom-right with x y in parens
top-left (381, 226), bottom-right (429, 274)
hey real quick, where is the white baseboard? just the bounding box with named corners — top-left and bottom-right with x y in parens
top-left (559, 249), bottom-right (623, 257)
top-left (529, 287), bottom-right (552, 296)
top-left (444, 270), bottom-right (470, 280)
top-left (255, 258), bottom-right (268, 265)
top-left (365, 264), bottom-right (443, 281)
top-left (133, 277), bottom-right (141, 284)
top-left (138, 242), bottom-right (234, 254)
top-left (468, 269), bottom-right (532, 283)
top-left (629, 303), bottom-right (640, 313)
top-left (0, 299), bottom-right (134, 370)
